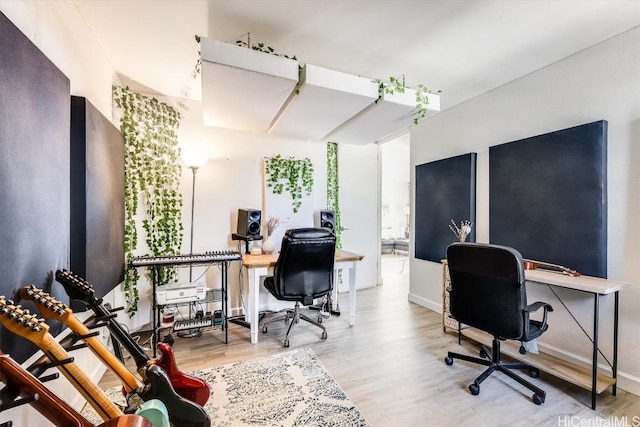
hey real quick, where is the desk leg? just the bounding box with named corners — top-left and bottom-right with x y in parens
top-left (348, 264), bottom-right (356, 327)
top-left (247, 267), bottom-right (265, 344)
top-left (591, 294), bottom-right (599, 410)
top-left (613, 291), bottom-right (619, 396)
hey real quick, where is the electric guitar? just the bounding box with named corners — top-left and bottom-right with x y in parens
top-left (0, 297), bottom-right (124, 421)
top-left (17, 286), bottom-right (211, 427)
top-left (0, 352), bottom-right (153, 427)
top-left (54, 269), bottom-right (211, 407)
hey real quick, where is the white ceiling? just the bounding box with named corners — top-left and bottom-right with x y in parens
top-left (73, 0), bottom-right (640, 113)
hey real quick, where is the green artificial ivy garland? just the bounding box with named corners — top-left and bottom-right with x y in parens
top-left (326, 142), bottom-right (342, 249)
top-left (113, 85), bottom-right (184, 316)
top-left (265, 154), bottom-right (314, 214)
top-left (377, 75), bottom-right (441, 125)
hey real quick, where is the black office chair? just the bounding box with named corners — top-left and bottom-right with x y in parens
top-left (260, 227), bottom-right (336, 347)
top-left (444, 242), bottom-right (553, 405)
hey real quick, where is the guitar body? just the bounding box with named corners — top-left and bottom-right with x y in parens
top-left (151, 343), bottom-right (211, 407)
top-left (54, 270), bottom-right (211, 406)
top-left (98, 415), bottom-right (153, 427)
top-left (142, 365), bottom-right (211, 427)
top-left (134, 399), bottom-right (170, 427)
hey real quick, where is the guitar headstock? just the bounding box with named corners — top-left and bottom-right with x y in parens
top-left (0, 296), bottom-right (49, 346)
top-left (18, 285), bottom-right (71, 322)
top-left (55, 269), bottom-right (96, 304)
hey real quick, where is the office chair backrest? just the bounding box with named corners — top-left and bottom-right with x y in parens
top-left (446, 242), bottom-right (527, 340)
top-left (273, 227), bottom-right (336, 305)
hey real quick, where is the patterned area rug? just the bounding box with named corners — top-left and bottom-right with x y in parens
top-left (84, 348), bottom-right (369, 427)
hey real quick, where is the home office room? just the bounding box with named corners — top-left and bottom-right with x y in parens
top-left (1, 1), bottom-right (639, 426)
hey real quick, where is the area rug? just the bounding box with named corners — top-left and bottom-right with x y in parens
top-left (83, 348), bottom-right (369, 427)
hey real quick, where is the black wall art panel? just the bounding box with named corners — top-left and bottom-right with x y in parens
top-left (70, 96), bottom-right (125, 312)
top-left (0, 12), bottom-right (71, 363)
top-left (489, 120), bottom-right (607, 278)
top-left (415, 153), bottom-right (477, 262)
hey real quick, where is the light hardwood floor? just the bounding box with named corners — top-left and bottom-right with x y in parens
top-left (100, 255), bottom-right (640, 426)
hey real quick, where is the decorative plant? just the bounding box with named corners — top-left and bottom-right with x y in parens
top-left (113, 85), bottom-right (184, 316)
top-left (265, 154), bottom-right (314, 214)
top-left (326, 142), bottom-right (342, 249)
top-left (449, 219), bottom-right (473, 242)
top-left (265, 216), bottom-right (281, 237)
top-left (377, 75), bottom-right (441, 125)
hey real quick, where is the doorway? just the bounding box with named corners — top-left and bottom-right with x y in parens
top-left (379, 134), bottom-right (410, 285)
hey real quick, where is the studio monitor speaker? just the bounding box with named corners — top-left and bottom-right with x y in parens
top-left (237, 208), bottom-right (261, 237)
top-left (319, 209), bottom-right (335, 232)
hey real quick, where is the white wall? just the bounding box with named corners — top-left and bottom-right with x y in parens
top-left (0, 3), bottom-right (380, 425)
top-left (409, 27), bottom-right (640, 395)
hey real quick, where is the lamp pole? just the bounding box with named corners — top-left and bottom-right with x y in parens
top-left (188, 165), bottom-right (198, 282)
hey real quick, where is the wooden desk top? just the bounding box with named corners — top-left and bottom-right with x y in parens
top-left (242, 249), bottom-right (364, 269)
top-left (525, 269), bottom-right (627, 295)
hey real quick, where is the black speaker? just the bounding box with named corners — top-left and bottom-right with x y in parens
top-left (319, 209), bottom-right (335, 232)
top-left (237, 208), bottom-right (261, 237)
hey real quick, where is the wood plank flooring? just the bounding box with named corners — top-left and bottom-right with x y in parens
top-left (100, 255), bottom-right (640, 426)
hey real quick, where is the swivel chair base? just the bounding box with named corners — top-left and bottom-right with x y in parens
top-left (261, 301), bottom-right (327, 347)
top-left (445, 337), bottom-right (546, 405)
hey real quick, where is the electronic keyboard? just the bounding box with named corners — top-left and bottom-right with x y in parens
top-left (130, 250), bottom-right (241, 267)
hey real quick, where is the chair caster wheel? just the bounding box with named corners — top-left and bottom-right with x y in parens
top-left (318, 316), bottom-right (323, 323)
top-left (479, 348), bottom-right (488, 358)
top-left (528, 368), bottom-right (540, 378)
top-left (444, 357), bottom-right (453, 366)
top-left (469, 383), bottom-right (480, 395)
top-left (532, 394), bottom-right (544, 405)
top-left (262, 326), bottom-right (268, 333)
top-left (321, 331), bottom-right (327, 340)
top-left (283, 340), bottom-right (289, 348)
top-left (519, 345), bottom-right (527, 354)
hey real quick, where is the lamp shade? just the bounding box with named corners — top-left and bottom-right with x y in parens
top-left (181, 149), bottom-right (209, 168)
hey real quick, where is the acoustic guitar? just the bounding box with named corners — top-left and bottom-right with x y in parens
top-left (0, 297), bottom-right (123, 421)
top-left (523, 259), bottom-right (581, 277)
top-left (54, 269), bottom-right (211, 407)
top-left (17, 286), bottom-right (211, 427)
top-left (0, 351), bottom-right (153, 427)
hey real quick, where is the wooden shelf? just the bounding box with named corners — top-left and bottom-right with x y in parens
top-left (457, 327), bottom-right (616, 394)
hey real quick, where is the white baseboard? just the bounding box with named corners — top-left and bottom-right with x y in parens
top-left (408, 292), bottom-right (441, 314)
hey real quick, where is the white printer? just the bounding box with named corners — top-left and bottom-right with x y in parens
top-left (156, 281), bottom-right (207, 305)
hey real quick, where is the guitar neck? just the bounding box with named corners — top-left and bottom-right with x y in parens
top-left (90, 302), bottom-right (150, 369)
top-left (40, 333), bottom-right (124, 421)
top-left (0, 354), bottom-right (93, 427)
top-left (63, 313), bottom-right (143, 394)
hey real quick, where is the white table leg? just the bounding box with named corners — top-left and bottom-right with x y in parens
top-left (348, 263), bottom-right (356, 326)
top-left (247, 266), bottom-right (266, 344)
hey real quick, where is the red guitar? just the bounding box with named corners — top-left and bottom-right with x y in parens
top-left (54, 269), bottom-right (211, 407)
top-left (16, 286), bottom-right (210, 427)
top-left (0, 351), bottom-right (152, 427)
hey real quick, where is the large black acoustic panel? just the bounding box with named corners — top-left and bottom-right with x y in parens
top-left (0, 12), bottom-right (71, 363)
top-left (490, 120), bottom-right (607, 278)
top-left (415, 153), bottom-right (477, 262)
top-left (70, 96), bottom-right (125, 312)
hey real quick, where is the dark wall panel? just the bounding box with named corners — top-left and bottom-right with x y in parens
top-left (0, 11), bottom-right (71, 362)
top-left (70, 96), bottom-right (125, 311)
top-left (415, 153), bottom-right (477, 262)
top-left (489, 120), bottom-right (607, 278)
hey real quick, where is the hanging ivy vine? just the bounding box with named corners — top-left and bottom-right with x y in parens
top-left (326, 142), bottom-right (342, 249)
top-left (264, 154), bottom-right (314, 214)
top-left (113, 85), bottom-right (184, 316)
top-left (377, 75), bottom-right (441, 125)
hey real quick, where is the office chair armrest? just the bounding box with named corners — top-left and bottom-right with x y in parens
top-left (524, 301), bottom-right (553, 331)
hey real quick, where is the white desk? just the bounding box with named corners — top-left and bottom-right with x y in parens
top-left (241, 249), bottom-right (364, 344)
top-left (442, 261), bottom-right (628, 410)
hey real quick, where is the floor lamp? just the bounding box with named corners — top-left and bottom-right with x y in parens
top-left (179, 150), bottom-right (208, 338)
